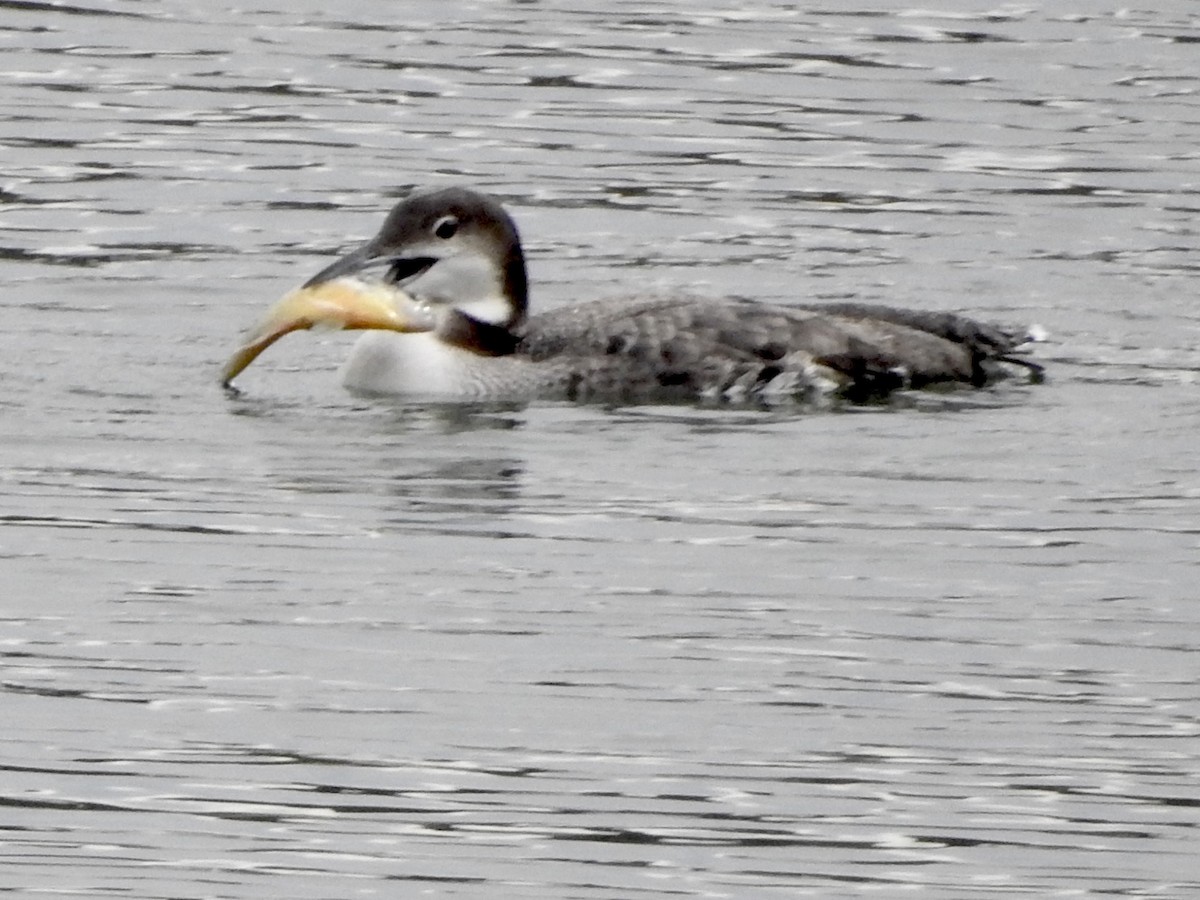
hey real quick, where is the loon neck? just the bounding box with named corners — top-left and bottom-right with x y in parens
top-left (439, 308), bottom-right (521, 357)
top-left (501, 234), bottom-right (529, 328)
top-left (438, 238), bottom-right (526, 356)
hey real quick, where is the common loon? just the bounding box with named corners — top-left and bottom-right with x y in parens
top-left (221, 186), bottom-right (1042, 403)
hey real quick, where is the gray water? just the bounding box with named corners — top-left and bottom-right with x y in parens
top-left (2, 2), bottom-right (1198, 897)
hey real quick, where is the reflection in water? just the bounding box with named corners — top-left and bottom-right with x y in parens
top-left (2, 2), bottom-right (1198, 898)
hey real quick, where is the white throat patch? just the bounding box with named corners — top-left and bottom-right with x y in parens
top-left (407, 252), bottom-right (512, 326)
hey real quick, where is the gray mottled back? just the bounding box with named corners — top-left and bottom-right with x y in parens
top-left (515, 296), bottom-right (1032, 402)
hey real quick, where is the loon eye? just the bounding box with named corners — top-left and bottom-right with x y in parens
top-left (433, 215), bottom-right (459, 240)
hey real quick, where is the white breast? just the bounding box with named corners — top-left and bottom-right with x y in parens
top-left (340, 331), bottom-right (550, 399)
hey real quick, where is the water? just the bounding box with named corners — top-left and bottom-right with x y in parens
top-left (2, 2), bottom-right (1198, 897)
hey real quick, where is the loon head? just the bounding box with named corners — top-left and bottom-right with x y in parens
top-left (303, 186), bottom-right (528, 330)
top-left (221, 187), bottom-right (528, 388)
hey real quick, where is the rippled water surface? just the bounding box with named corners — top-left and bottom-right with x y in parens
top-left (2, 2), bottom-right (1198, 897)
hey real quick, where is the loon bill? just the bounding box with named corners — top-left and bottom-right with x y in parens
top-left (220, 186), bottom-right (1043, 403)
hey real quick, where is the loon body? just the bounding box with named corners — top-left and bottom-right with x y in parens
top-left (221, 186), bottom-right (1040, 403)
